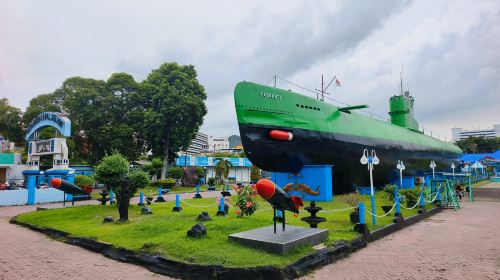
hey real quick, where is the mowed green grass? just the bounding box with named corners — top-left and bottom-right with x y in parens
top-left (16, 192), bottom-right (430, 268)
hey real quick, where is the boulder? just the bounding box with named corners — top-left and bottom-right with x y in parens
top-left (197, 211), bottom-right (212, 221)
top-left (103, 216), bottom-right (114, 223)
top-left (187, 223), bottom-right (207, 238)
top-left (141, 207), bottom-right (153, 215)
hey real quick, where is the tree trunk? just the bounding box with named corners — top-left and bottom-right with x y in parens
top-left (117, 179), bottom-right (131, 222)
top-left (117, 192), bottom-right (130, 222)
top-left (160, 137), bottom-right (170, 179)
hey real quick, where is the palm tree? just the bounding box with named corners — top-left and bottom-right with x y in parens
top-left (214, 158), bottom-right (232, 185)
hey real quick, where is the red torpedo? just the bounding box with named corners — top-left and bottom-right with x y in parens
top-left (255, 179), bottom-right (302, 213)
top-left (269, 130), bottom-right (293, 141)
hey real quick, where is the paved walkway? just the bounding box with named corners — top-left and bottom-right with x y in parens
top-left (2, 184), bottom-right (499, 280)
top-left (0, 190), bottom-right (227, 280)
top-left (304, 182), bottom-right (500, 280)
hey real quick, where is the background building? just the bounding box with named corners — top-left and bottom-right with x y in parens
top-left (452, 124), bottom-right (500, 142)
top-left (0, 153), bottom-right (23, 183)
top-left (0, 135), bottom-right (15, 152)
top-left (176, 156), bottom-right (252, 182)
top-left (228, 135), bottom-right (242, 149)
top-left (208, 135), bottom-right (229, 151)
top-left (184, 132), bottom-right (209, 155)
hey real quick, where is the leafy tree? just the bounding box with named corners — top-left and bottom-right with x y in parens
top-left (95, 153), bottom-right (148, 222)
top-left (129, 170), bottom-right (150, 193)
top-left (141, 62), bottom-right (207, 178)
top-left (95, 153), bottom-right (129, 191)
top-left (214, 158), bottom-right (232, 185)
top-left (210, 152), bottom-right (242, 158)
top-left (456, 136), bottom-right (499, 153)
top-left (23, 93), bottom-right (62, 126)
top-left (167, 166), bottom-right (184, 180)
top-left (142, 158), bottom-right (163, 181)
top-left (195, 167), bottom-right (205, 179)
top-left (250, 165), bottom-right (261, 182)
top-left (0, 98), bottom-right (24, 144)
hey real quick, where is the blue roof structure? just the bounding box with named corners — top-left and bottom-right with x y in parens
top-left (459, 150), bottom-right (500, 162)
top-left (489, 150), bottom-right (500, 160)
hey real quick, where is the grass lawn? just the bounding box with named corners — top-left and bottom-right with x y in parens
top-left (16, 191), bottom-right (432, 268)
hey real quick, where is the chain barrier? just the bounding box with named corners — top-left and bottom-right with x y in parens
top-left (400, 196), bottom-right (422, 210)
top-left (319, 206), bottom-right (358, 213)
top-left (365, 201), bottom-right (397, 218)
top-left (180, 199), bottom-right (219, 208)
top-left (425, 192), bottom-right (438, 204)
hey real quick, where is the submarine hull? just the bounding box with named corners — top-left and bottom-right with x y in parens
top-left (240, 123), bottom-right (457, 193)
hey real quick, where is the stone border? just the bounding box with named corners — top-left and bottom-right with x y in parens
top-left (11, 207), bottom-right (441, 280)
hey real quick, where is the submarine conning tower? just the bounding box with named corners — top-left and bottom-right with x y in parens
top-left (388, 90), bottom-right (419, 131)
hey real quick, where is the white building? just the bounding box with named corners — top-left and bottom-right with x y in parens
top-left (451, 124), bottom-right (500, 142)
top-left (184, 132), bottom-right (209, 155)
top-left (0, 135), bottom-right (15, 152)
top-left (0, 153), bottom-right (23, 183)
top-left (208, 136), bottom-right (229, 151)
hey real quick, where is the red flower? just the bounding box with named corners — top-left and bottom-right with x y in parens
top-left (236, 209), bottom-right (241, 216)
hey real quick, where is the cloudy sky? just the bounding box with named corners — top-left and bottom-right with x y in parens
top-left (1, 0), bottom-right (499, 139)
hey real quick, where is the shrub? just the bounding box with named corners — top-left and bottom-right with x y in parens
top-left (234, 185), bottom-right (258, 217)
top-left (158, 178), bottom-right (176, 189)
top-left (195, 167), bottom-right (205, 178)
top-left (207, 178), bottom-right (216, 186)
top-left (338, 193), bottom-right (363, 207)
top-left (214, 158), bottom-right (232, 184)
top-left (129, 170), bottom-right (150, 193)
top-left (74, 175), bottom-right (94, 188)
top-left (400, 188), bottom-right (420, 202)
top-left (168, 167), bottom-right (184, 180)
top-left (250, 165), bottom-right (261, 182)
top-left (95, 153), bottom-right (129, 190)
top-left (382, 184), bottom-right (396, 201)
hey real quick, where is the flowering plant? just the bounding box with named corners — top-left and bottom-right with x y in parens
top-left (234, 184), bottom-right (258, 217)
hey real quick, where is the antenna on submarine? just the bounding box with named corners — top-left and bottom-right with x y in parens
top-left (315, 74), bottom-right (337, 101)
top-left (400, 64), bottom-right (404, 96)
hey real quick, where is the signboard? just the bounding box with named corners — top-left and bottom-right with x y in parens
top-left (271, 165), bottom-right (333, 202)
top-left (175, 156), bottom-right (252, 167)
top-left (35, 140), bottom-right (52, 154)
top-left (25, 112), bottom-right (71, 141)
top-left (29, 138), bottom-right (63, 156)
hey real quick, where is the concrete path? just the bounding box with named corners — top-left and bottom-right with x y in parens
top-left (0, 190), bottom-right (228, 280)
top-left (2, 184), bottom-right (500, 280)
top-left (303, 182), bottom-right (500, 280)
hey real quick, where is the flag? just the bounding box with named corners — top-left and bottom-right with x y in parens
top-left (335, 79), bottom-right (341, 87)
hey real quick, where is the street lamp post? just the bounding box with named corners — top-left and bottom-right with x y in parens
top-left (203, 166), bottom-right (207, 184)
top-left (395, 160), bottom-right (405, 222)
top-left (430, 161), bottom-right (436, 179)
top-left (451, 162), bottom-right (455, 178)
top-left (360, 149), bottom-right (379, 225)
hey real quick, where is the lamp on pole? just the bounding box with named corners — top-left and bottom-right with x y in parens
top-left (203, 166), bottom-right (207, 184)
top-left (430, 161), bottom-right (436, 179)
top-left (451, 162), bottom-right (455, 178)
top-left (395, 160), bottom-right (405, 222)
top-left (396, 160), bottom-right (405, 189)
top-left (360, 149), bottom-right (379, 225)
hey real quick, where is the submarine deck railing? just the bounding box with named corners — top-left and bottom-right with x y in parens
top-left (268, 76), bottom-right (451, 143)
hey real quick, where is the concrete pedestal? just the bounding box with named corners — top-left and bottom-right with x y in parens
top-left (229, 225), bottom-right (328, 255)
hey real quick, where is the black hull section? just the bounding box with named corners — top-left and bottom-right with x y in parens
top-left (239, 124), bottom-right (458, 194)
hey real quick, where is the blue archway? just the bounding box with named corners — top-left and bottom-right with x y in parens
top-left (25, 112), bottom-right (71, 141)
